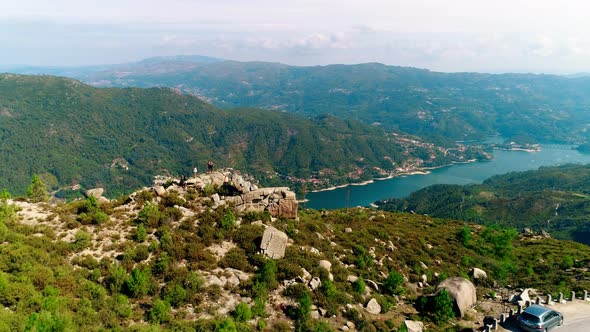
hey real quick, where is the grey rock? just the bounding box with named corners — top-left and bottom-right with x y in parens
top-left (301, 268), bottom-right (312, 281)
top-left (309, 277), bottom-right (321, 290)
top-left (153, 185), bottom-right (166, 197)
top-left (85, 188), bottom-right (104, 199)
top-left (471, 267), bottom-right (487, 279)
top-left (366, 279), bottom-right (379, 291)
top-left (206, 275), bottom-right (225, 287)
top-left (260, 226), bottom-right (288, 259)
top-left (311, 310), bottom-right (320, 320)
top-left (404, 320), bottom-right (424, 332)
top-left (365, 298), bottom-right (381, 314)
top-left (435, 277), bottom-right (477, 318)
top-left (319, 260), bottom-right (332, 272)
top-left (345, 227), bottom-right (353, 233)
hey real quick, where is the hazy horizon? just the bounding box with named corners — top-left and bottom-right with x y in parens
top-left (4, 1), bottom-right (590, 74)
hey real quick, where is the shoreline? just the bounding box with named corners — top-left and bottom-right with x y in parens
top-left (309, 159), bottom-right (479, 193)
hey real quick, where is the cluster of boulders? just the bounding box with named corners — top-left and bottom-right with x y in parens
top-left (153, 169), bottom-right (298, 219)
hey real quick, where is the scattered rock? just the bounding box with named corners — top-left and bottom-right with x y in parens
top-left (319, 260), bottom-right (332, 272)
top-left (365, 298), bottom-right (381, 314)
top-left (471, 267), bottom-right (487, 279)
top-left (523, 227), bottom-right (534, 236)
top-left (85, 188), bottom-right (104, 199)
top-left (309, 277), bottom-right (321, 290)
top-left (311, 310), bottom-right (321, 320)
top-left (347, 275), bottom-right (358, 283)
top-left (541, 229), bottom-right (551, 238)
top-left (260, 226), bottom-right (288, 259)
top-left (344, 227), bottom-right (353, 233)
top-left (404, 320), bottom-right (424, 332)
top-left (301, 268), bottom-right (312, 281)
top-left (205, 275), bottom-right (225, 287)
top-left (366, 279), bottom-right (379, 291)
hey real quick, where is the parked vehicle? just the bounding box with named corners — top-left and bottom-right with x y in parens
top-left (518, 304), bottom-right (564, 331)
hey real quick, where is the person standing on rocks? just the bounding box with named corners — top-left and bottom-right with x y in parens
top-left (207, 160), bottom-right (214, 173)
top-left (193, 166), bottom-right (198, 177)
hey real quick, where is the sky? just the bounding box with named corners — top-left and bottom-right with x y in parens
top-left (2, 0), bottom-right (590, 73)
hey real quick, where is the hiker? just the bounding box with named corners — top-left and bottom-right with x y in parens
top-left (179, 174), bottom-right (186, 188)
top-left (193, 166), bottom-right (198, 177)
top-left (207, 160), bottom-right (214, 173)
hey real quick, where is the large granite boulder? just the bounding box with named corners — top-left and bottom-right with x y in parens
top-left (260, 226), bottom-right (288, 259)
top-left (435, 277), bottom-right (477, 318)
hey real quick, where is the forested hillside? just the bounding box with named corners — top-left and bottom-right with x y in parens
top-left (15, 57), bottom-right (590, 143)
top-left (0, 74), bottom-right (485, 196)
top-left (376, 164), bottom-right (590, 244)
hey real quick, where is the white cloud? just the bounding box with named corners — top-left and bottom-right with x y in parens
top-left (3, 1), bottom-right (590, 72)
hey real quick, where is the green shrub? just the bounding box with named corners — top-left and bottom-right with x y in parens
top-left (203, 184), bottom-right (217, 196)
top-left (149, 299), bottom-right (171, 324)
top-left (218, 317), bottom-right (237, 332)
top-left (352, 278), bottom-right (366, 294)
top-left (221, 211), bottom-right (236, 231)
top-left (432, 289), bottom-right (455, 324)
top-left (125, 268), bottom-right (150, 298)
top-left (105, 263), bottom-right (127, 293)
top-left (220, 247), bottom-right (252, 272)
top-left (163, 283), bottom-right (187, 307)
top-left (111, 294), bottom-right (132, 318)
top-left (72, 230), bottom-right (92, 251)
top-left (258, 260), bottom-right (278, 290)
top-left (233, 301), bottom-right (252, 322)
top-left (135, 224), bottom-right (148, 242)
top-left (383, 271), bottom-right (405, 296)
top-left (234, 224), bottom-right (264, 254)
top-left (138, 202), bottom-right (162, 228)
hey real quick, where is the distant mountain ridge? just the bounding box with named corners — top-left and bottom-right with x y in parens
top-left (6, 56), bottom-right (590, 143)
top-left (0, 73), bottom-right (484, 196)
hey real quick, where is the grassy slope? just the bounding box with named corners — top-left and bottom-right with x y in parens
top-left (0, 186), bottom-right (588, 331)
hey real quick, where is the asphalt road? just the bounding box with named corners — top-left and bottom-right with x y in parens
top-left (499, 300), bottom-right (590, 332)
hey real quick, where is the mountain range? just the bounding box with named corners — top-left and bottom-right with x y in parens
top-left (0, 73), bottom-right (484, 196)
top-left (8, 56), bottom-right (590, 143)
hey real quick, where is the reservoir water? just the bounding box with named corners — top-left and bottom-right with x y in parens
top-left (305, 145), bottom-right (590, 209)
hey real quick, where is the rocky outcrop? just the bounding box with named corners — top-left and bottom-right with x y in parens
top-left (154, 169), bottom-right (298, 219)
top-left (435, 277), bottom-right (477, 318)
top-left (260, 226), bottom-right (288, 259)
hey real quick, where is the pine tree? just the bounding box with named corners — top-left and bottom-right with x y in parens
top-left (27, 175), bottom-right (48, 203)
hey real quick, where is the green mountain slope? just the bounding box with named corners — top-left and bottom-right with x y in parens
top-left (0, 74), bottom-right (484, 196)
top-left (376, 164), bottom-right (590, 244)
top-left (15, 57), bottom-right (590, 143)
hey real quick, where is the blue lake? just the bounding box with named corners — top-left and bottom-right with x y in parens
top-left (305, 145), bottom-right (590, 209)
